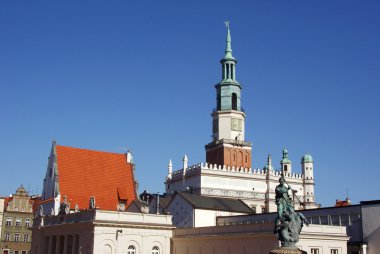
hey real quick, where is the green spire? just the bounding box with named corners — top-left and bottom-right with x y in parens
top-left (282, 148), bottom-right (288, 159)
top-left (224, 21), bottom-right (234, 60)
top-left (281, 147), bottom-right (291, 164)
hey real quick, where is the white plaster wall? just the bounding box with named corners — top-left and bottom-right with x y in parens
top-left (216, 111), bottom-right (245, 141)
top-left (94, 226), bottom-right (172, 254)
top-left (202, 175), bottom-right (266, 192)
top-left (172, 224), bottom-right (348, 254)
top-left (194, 209), bottom-right (248, 227)
top-left (167, 175), bottom-right (201, 194)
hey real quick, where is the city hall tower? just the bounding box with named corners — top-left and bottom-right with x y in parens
top-left (205, 22), bottom-right (252, 168)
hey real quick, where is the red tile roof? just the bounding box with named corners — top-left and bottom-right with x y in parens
top-left (56, 145), bottom-right (137, 211)
top-left (335, 198), bottom-right (351, 207)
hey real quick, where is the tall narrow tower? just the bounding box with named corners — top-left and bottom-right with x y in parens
top-left (205, 22), bottom-right (252, 169)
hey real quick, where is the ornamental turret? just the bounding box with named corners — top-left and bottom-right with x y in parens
top-left (205, 22), bottom-right (252, 169)
top-left (302, 154), bottom-right (315, 209)
top-left (280, 148), bottom-right (292, 174)
top-left (167, 159), bottom-right (172, 179)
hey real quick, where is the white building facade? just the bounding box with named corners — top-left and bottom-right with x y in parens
top-left (172, 223), bottom-right (348, 254)
top-left (31, 210), bottom-right (173, 254)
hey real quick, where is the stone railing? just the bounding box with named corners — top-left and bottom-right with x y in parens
top-left (169, 162), bottom-right (303, 181)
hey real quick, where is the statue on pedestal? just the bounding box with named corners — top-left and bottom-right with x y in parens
top-left (271, 174), bottom-right (309, 253)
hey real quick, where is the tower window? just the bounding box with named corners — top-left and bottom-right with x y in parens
top-left (232, 93), bottom-right (237, 110)
top-left (226, 64), bottom-right (230, 79)
top-left (231, 64), bottom-right (234, 80)
top-left (284, 165), bottom-right (288, 172)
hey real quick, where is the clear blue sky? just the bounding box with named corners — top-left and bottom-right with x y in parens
top-left (1, 1), bottom-right (379, 207)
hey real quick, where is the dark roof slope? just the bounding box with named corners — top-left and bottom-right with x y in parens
top-left (178, 193), bottom-right (253, 213)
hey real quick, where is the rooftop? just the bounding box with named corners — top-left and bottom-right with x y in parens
top-left (54, 144), bottom-right (137, 211)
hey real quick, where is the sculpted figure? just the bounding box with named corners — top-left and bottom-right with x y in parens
top-left (58, 196), bottom-right (70, 215)
top-left (274, 175), bottom-right (309, 247)
top-left (89, 196), bottom-right (96, 209)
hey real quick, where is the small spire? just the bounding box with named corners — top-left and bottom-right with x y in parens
top-left (267, 154), bottom-right (272, 166)
top-left (183, 155), bottom-right (188, 175)
top-left (282, 147), bottom-right (288, 159)
top-left (224, 21), bottom-right (234, 59)
top-left (168, 159), bottom-right (173, 179)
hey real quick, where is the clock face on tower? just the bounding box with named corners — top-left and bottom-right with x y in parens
top-left (231, 118), bottom-right (242, 131)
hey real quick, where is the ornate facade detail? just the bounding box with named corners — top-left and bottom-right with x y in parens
top-left (201, 188), bottom-right (265, 200)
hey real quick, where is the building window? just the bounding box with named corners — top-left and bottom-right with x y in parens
top-left (152, 246), bottom-right (160, 254)
top-left (330, 249), bottom-right (339, 254)
top-left (16, 218), bottom-right (22, 226)
top-left (22, 251), bottom-right (27, 254)
top-left (23, 234), bottom-right (30, 242)
top-left (25, 218), bottom-right (31, 227)
top-left (127, 245), bottom-right (136, 254)
top-left (4, 232), bottom-right (10, 241)
top-left (311, 248), bottom-right (320, 254)
top-left (6, 217), bottom-right (12, 226)
top-left (14, 233), bottom-right (20, 242)
top-left (231, 93), bottom-right (237, 110)
top-left (15, 251), bottom-right (19, 254)
top-left (261, 207), bottom-right (266, 213)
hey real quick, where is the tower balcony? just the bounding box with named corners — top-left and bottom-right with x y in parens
top-left (205, 138), bottom-right (252, 149)
top-left (213, 107), bottom-right (245, 113)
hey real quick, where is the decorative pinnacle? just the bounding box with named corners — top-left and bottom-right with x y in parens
top-left (224, 21), bottom-right (233, 59)
top-left (267, 154), bottom-right (272, 165)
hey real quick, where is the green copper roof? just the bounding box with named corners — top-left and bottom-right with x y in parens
top-left (302, 154), bottom-right (313, 163)
top-left (281, 147), bottom-right (291, 164)
top-left (223, 21), bottom-right (235, 60)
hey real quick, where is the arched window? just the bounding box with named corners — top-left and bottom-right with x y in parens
top-left (128, 245), bottom-right (136, 254)
top-left (231, 93), bottom-right (237, 110)
top-left (152, 246), bottom-right (160, 254)
top-left (284, 165), bottom-right (288, 172)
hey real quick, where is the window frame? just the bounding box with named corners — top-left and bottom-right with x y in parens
top-left (14, 233), bottom-right (21, 242)
top-left (25, 218), bottom-right (31, 227)
top-left (152, 246), bottom-right (160, 254)
top-left (311, 248), bottom-right (320, 254)
top-left (6, 217), bottom-right (12, 226)
top-left (15, 218), bottom-right (22, 227)
top-left (127, 245), bottom-right (136, 254)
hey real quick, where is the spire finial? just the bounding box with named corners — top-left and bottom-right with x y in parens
top-left (224, 21), bottom-right (233, 59)
top-left (267, 154), bottom-right (272, 165)
top-left (168, 159), bottom-right (173, 179)
top-left (282, 147), bottom-right (288, 159)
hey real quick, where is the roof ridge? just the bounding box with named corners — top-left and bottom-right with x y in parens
top-left (56, 145), bottom-right (126, 156)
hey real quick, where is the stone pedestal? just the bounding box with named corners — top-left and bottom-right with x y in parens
top-left (270, 246), bottom-right (307, 254)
